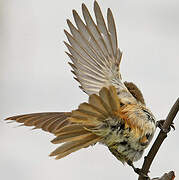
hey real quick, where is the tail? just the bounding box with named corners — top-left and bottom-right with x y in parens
top-left (5, 112), bottom-right (101, 159)
top-left (50, 131), bottom-right (101, 159)
top-left (5, 85), bottom-right (123, 160)
top-left (50, 85), bottom-right (122, 159)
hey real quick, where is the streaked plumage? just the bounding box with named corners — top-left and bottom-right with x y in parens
top-left (5, 1), bottom-right (156, 169)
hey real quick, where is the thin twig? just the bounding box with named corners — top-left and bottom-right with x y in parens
top-left (151, 171), bottom-right (175, 180)
top-left (138, 98), bottom-right (179, 180)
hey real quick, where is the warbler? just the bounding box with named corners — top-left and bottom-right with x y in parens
top-left (5, 1), bottom-right (156, 175)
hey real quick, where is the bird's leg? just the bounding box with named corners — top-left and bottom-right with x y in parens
top-left (127, 160), bottom-right (149, 179)
top-left (156, 120), bottom-right (175, 133)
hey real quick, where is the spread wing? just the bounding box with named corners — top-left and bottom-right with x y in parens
top-left (5, 112), bottom-right (71, 134)
top-left (50, 85), bottom-right (124, 159)
top-left (5, 86), bottom-right (125, 160)
top-left (65, 1), bottom-right (146, 106)
top-left (65, 1), bottom-right (125, 95)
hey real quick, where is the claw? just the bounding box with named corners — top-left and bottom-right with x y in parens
top-left (170, 122), bottom-right (175, 130)
top-left (156, 120), bottom-right (175, 133)
top-left (127, 160), bottom-right (150, 179)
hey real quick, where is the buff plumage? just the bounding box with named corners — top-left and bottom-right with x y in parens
top-left (5, 1), bottom-right (156, 168)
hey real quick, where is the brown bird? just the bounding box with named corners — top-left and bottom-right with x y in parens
top-left (5, 1), bottom-right (156, 176)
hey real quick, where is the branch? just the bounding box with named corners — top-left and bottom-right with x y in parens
top-left (138, 98), bottom-right (179, 180)
top-left (151, 171), bottom-right (175, 180)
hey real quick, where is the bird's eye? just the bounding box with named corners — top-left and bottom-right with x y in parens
top-left (120, 102), bottom-right (125, 107)
top-left (146, 133), bottom-right (151, 139)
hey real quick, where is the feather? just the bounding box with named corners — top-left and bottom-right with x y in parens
top-left (124, 81), bottom-right (146, 105)
top-left (50, 134), bottom-right (102, 159)
top-left (88, 94), bottom-right (108, 115)
top-left (65, 1), bottom-right (127, 95)
top-left (108, 85), bottom-right (120, 111)
top-left (51, 131), bottom-right (91, 144)
top-left (107, 8), bottom-right (118, 59)
top-left (5, 112), bottom-right (71, 134)
top-left (67, 19), bottom-right (106, 68)
top-left (78, 102), bottom-right (106, 118)
top-left (81, 4), bottom-right (109, 59)
top-left (99, 87), bottom-right (112, 113)
top-left (54, 124), bottom-right (87, 136)
top-left (94, 1), bottom-right (114, 58)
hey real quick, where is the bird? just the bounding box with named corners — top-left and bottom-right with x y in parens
top-left (5, 1), bottom-right (156, 176)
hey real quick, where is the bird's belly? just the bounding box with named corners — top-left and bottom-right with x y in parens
top-left (102, 128), bottom-right (146, 162)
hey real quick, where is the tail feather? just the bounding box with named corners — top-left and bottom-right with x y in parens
top-left (54, 124), bottom-right (90, 136)
top-left (5, 85), bottom-right (122, 160)
top-left (51, 132), bottom-right (92, 144)
top-left (48, 85), bottom-right (121, 159)
top-left (50, 134), bottom-right (102, 159)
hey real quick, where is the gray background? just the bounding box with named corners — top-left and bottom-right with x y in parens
top-left (1, 0), bottom-right (178, 179)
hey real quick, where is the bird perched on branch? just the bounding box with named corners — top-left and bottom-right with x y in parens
top-left (5, 1), bottom-right (156, 175)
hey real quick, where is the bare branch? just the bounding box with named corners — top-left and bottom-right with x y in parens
top-left (138, 98), bottom-right (179, 180)
top-left (151, 171), bottom-right (175, 180)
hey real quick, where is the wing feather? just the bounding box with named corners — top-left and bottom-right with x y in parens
top-left (49, 85), bottom-right (124, 160)
top-left (81, 4), bottom-right (109, 59)
top-left (94, 1), bottom-right (114, 58)
top-left (67, 19), bottom-right (107, 68)
top-left (51, 131), bottom-right (91, 144)
top-left (5, 86), bottom-right (127, 160)
top-left (65, 1), bottom-right (135, 99)
top-left (108, 86), bottom-right (120, 111)
top-left (5, 112), bottom-right (71, 134)
top-left (124, 81), bottom-right (146, 105)
top-left (89, 94), bottom-right (108, 115)
top-left (107, 8), bottom-right (118, 59)
top-left (78, 102), bottom-right (106, 118)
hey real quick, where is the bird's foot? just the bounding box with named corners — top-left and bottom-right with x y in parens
top-left (156, 120), bottom-right (175, 133)
top-left (127, 160), bottom-right (150, 179)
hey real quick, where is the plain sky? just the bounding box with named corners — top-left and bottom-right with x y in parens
top-left (0, 0), bottom-right (179, 180)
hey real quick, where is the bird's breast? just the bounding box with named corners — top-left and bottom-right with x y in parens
top-left (99, 115), bottom-right (155, 162)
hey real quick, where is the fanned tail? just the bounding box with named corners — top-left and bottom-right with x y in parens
top-left (50, 134), bottom-right (101, 159)
top-left (5, 86), bottom-right (124, 160)
top-left (50, 85), bottom-right (122, 159)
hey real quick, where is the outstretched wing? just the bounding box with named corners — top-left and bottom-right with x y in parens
top-left (5, 112), bottom-right (71, 134)
top-left (50, 85), bottom-right (124, 159)
top-left (65, 1), bottom-right (126, 95)
top-left (64, 1), bottom-right (146, 106)
top-left (5, 86), bottom-right (124, 160)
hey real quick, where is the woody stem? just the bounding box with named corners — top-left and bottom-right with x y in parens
top-left (138, 98), bottom-right (179, 180)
